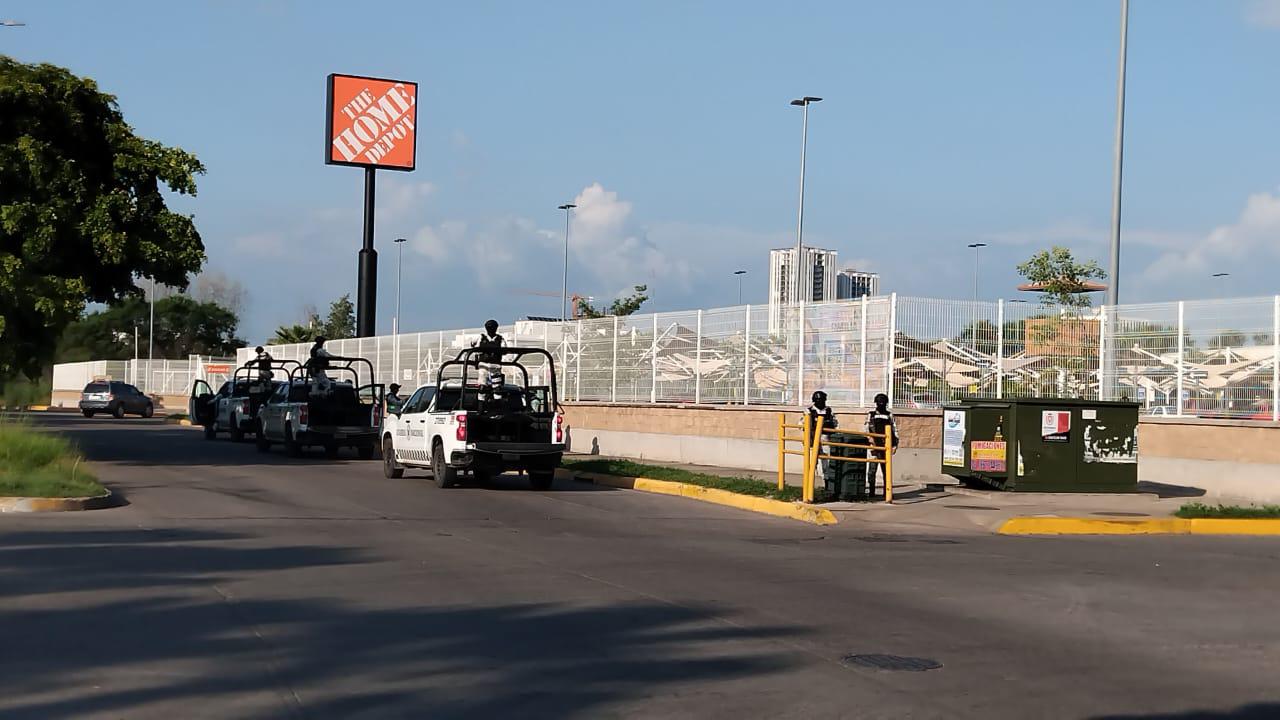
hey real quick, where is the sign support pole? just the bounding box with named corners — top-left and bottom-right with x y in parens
top-left (357, 167), bottom-right (378, 337)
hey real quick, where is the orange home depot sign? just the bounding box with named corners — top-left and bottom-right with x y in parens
top-left (205, 364), bottom-right (232, 375)
top-left (325, 73), bottom-right (418, 170)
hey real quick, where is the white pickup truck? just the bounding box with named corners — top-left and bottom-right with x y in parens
top-left (381, 347), bottom-right (566, 489)
top-left (255, 356), bottom-right (384, 459)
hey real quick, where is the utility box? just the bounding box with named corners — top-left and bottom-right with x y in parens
top-left (940, 398), bottom-right (1139, 492)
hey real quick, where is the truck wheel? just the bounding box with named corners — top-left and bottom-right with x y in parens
top-left (529, 470), bottom-right (555, 491)
top-left (82, 410), bottom-right (94, 418)
top-left (357, 444), bottom-right (375, 461)
top-left (284, 423), bottom-right (302, 457)
top-left (229, 413), bottom-right (244, 442)
top-left (204, 422), bottom-right (216, 440)
top-left (112, 404), bottom-right (125, 419)
top-left (324, 441), bottom-right (339, 459)
top-left (432, 440), bottom-right (457, 489)
top-left (382, 438), bottom-right (403, 478)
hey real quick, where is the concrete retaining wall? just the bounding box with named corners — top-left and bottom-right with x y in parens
top-left (563, 403), bottom-right (1280, 503)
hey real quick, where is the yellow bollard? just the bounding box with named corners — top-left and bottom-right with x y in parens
top-left (776, 413), bottom-right (786, 492)
top-left (800, 414), bottom-right (812, 503)
top-left (884, 423), bottom-right (894, 504)
top-left (804, 414), bottom-right (825, 504)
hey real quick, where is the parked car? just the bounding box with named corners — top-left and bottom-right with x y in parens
top-left (381, 347), bottom-right (565, 489)
top-left (79, 380), bottom-right (154, 418)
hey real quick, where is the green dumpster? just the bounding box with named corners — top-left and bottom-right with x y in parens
top-left (940, 398), bottom-right (1139, 492)
top-left (823, 431), bottom-right (869, 501)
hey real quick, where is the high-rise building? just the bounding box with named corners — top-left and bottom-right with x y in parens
top-left (768, 247), bottom-right (838, 332)
top-left (836, 269), bottom-right (880, 300)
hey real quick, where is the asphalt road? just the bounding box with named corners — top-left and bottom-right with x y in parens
top-left (2, 415), bottom-right (1278, 719)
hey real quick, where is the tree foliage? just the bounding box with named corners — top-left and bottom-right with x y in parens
top-left (272, 295), bottom-right (356, 344)
top-left (56, 296), bottom-right (243, 363)
top-left (0, 57), bottom-right (206, 378)
top-left (577, 285), bottom-right (650, 319)
top-left (1015, 246), bottom-right (1105, 309)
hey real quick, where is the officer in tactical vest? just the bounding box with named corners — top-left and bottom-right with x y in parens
top-left (865, 393), bottom-right (899, 498)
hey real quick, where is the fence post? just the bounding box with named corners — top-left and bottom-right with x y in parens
top-left (575, 320), bottom-right (582, 402)
top-left (859, 295), bottom-right (868, 408)
top-left (1176, 301), bottom-right (1185, 417)
top-left (611, 315), bottom-right (619, 403)
top-left (1097, 306), bottom-right (1107, 401)
top-left (886, 293), bottom-right (898, 405)
top-left (797, 301), bottom-right (806, 406)
top-left (376, 336), bottom-right (382, 385)
top-left (651, 314), bottom-right (658, 403)
top-left (695, 310), bottom-right (703, 404)
top-left (743, 305), bottom-right (752, 406)
top-left (415, 333), bottom-right (422, 384)
top-left (996, 299), bottom-right (1005, 399)
top-left (1273, 296), bottom-right (1279, 422)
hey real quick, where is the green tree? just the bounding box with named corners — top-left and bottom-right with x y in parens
top-left (324, 294), bottom-right (356, 339)
top-left (56, 296), bottom-right (243, 362)
top-left (0, 57), bottom-right (206, 378)
top-left (577, 285), bottom-right (649, 319)
top-left (1015, 246), bottom-right (1106, 308)
top-left (273, 324), bottom-right (316, 344)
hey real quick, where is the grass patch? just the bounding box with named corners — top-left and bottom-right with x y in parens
top-left (0, 419), bottom-right (106, 498)
top-left (1175, 502), bottom-right (1280, 519)
top-left (564, 458), bottom-right (802, 502)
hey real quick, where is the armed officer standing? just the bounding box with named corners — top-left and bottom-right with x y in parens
top-left (865, 393), bottom-right (899, 498)
top-left (473, 319), bottom-right (504, 382)
top-left (807, 391), bottom-right (838, 477)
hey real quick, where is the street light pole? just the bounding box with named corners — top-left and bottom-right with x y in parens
top-left (393, 238), bottom-right (406, 337)
top-left (147, 279), bottom-right (155, 394)
top-left (790, 97), bottom-right (822, 307)
top-left (734, 270), bottom-right (747, 305)
top-left (967, 243), bottom-right (987, 350)
top-left (1212, 272), bottom-right (1230, 299)
top-left (1106, 0), bottom-right (1130, 307)
top-left (558, 203), bottom-right (576, 321)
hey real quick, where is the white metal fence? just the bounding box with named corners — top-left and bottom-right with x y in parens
top-left (219, 293), bottom-right (1280, 422)
top-left (51, 355), bottom-right (236, 402)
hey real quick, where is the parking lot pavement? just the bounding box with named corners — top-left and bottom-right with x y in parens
top-left (3, 414), bottom-right (1280, 719)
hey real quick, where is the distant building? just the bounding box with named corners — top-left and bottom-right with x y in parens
top-left (768, 247), bottom-right (838, 332)
top-left (836, 269), bottom-right (880, 300)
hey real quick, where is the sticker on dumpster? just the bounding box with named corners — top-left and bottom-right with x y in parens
top-left (1083, 422), bottom-right (1138, 464)
top-left (943, 410), bottom-right (965, 467)
top-left (970, 441), bottom-right (1007, 472)
top-left (1082, 409), bottom-right (1098, 420)
top-left (1041, 410), bottom-right (1070, 443)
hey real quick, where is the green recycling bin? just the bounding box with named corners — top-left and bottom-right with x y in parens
top-left (940, 398), bottom-right (1139, 492)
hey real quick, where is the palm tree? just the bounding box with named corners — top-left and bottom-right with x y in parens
top-left (272, 324), bottom-right (315, 344)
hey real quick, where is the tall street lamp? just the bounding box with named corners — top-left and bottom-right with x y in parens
top-left (393, 237), bottom-right (407, 383)
top-left (1212, 272), bottom-right (1230, 298)
top-left (790, 96), bottom-right (822, 307)
top-left (558, 203), bottom-right (576, 321)
top-left (733, 270), bottom-right (747, 305)
top-left (1106, 0), bottom-right (1130, 307)
top-left (1, 20), bottom-right (26, 26)
top-left (147, 278), bottom-right (155, 394)
top-left (966, 243), bottom-right (987, 305)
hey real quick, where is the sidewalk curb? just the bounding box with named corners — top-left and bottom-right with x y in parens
top-left (0, 491), bottom-right (116, 513)
top-left (998, 517), bottom-right (1280, 536)
top-left (568, 470), bottom-right (838, 526)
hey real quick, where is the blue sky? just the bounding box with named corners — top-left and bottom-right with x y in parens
top-left (5, 0), bottom-right (1280, 342)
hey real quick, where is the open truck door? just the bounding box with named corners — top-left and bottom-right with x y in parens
top-left (189, 379), bottom-right (215, 427)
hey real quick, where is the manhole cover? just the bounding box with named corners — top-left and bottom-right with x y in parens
top-left (842, 654), bottom-right (942, 672)
top-left (944, 504), bottom-right (1001, 511)
top-left (1091, 511), bottom-right (1151, 518)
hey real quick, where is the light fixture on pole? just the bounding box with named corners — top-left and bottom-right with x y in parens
top-left (1, 19), bottom-right (26, 26)
top-left (558, 203), bottom-right (576, 321)
top-left (1212, 272), bottom-right (1230, 299)
top-left (967, 243), bottom-right (987, 349)
top-left (789, 96), bottom-right (822, 307)
top-left (733, 270), bottom-right (747, 305)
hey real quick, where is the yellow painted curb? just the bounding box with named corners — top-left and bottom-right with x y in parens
top-left (999, 517), bottom-right (1280, 536)
top-left (0, 491), bottom-right (115, 513)
top-left (28, 405), bottom-right (50, 411)
top-left (572, 471), bottom-right (837, 526)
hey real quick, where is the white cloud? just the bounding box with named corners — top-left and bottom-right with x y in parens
top-left (1143, 188), bottom-right (1280, 281)
top-left (1246, 0), bottom-right (1280, 28)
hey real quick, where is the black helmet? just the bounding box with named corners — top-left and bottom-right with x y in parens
top-left (254, 346), bottom-right (264, 353)
top-left (811, 390), bottom-right (827, 404)
top-left (484, 319), bottom-right (499, 333)
top-left (314, 335), bottom-right (327, 344)
top-left (874, 393), bottom-right (889, 405)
